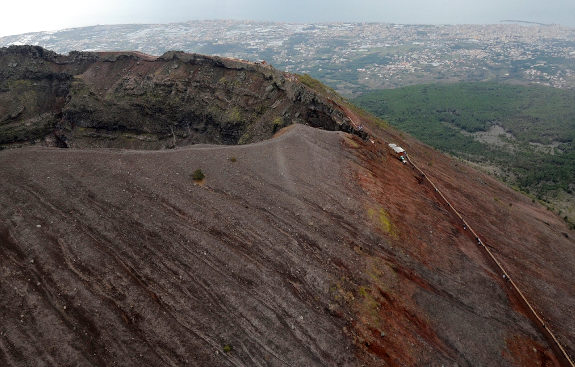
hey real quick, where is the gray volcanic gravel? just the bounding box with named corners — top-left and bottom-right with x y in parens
top-left (0, 125), bottom-right (367, 366)
top-left (1, 124), bottom-right (573, 366)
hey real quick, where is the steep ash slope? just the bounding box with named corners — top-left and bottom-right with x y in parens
top-left (0, 46), bottom-right (360, 149)
top-left (353, 122), bottom-right (575, 366)
top-left (1, 126), bottom-right (363, 366)
top-left (1, 125), bottom-right (574, 366)
top-left (0, 47), bottom-right (574, 366)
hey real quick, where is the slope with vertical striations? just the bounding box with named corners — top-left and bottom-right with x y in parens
top-left (0, 47), bottom-right (574, 366)
top-left (0, 45), bottom-right (361, 150)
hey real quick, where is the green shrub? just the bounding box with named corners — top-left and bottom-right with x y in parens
top-left (192, 169), bottom-right (205, 181)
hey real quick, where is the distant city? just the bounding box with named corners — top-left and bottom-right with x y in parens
top-left (1, 20), bottom-right (574, 96)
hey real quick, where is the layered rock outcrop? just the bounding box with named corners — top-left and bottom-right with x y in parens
top-left (0, 46), bottom-right (362, 149)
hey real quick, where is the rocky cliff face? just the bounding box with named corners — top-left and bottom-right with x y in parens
top-left (0, 46), bottom-right (361, 149)
top-left (1, 46), bottom-right (574, 367)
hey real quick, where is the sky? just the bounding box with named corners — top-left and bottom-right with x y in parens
top-left (2, 0), bottom-right (575, 37)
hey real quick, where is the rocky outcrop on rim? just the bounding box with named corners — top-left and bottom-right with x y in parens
top-left (0, 45), bottom-right (363, 150)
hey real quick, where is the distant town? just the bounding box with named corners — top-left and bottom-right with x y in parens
top-left (2, 20), bottom-right (574, 96)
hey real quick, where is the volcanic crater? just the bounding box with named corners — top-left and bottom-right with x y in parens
top-left (0, 46), bottom-right (574, 366)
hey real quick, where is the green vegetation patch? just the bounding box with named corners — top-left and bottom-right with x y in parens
top-left (297, 73), bottom-right (337, 96)
top-left (191, 169), bottom-right (205, 181)
top-left (222, 344), bottom-right (233, 353)
top-left (368, 207), bottom-right (398, 239)
top-left (353, 82), bottom-right (575, 205)
top-left (226, 107), bottom-right (242, 122)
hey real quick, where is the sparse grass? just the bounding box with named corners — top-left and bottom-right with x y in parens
top-left (355, 257), bottom-right (397, 330)
top-left (343, 135), bottom-right (360, 148)
top-left (229, 156), bottom-right (237, 162)
top-left (237, 132), bottom-right (251, 145)
top-left (227, 107), bottom-right (241, 122)
top-left (344, 100), bottom-right (389, 128)
top-left (256, 104), bottom-right (267, 115)
top-left (330, 278), bottom-right (355, 304)
top-left (298, 73), bottom-right (333, 95)
top-left (192, 169), bottom-right (205, 181)
top-left (272, 116), bottom-right (284, 132)
top-left (223, 344), bottom-right (233, 353)
top-left (367, 207), bottom-right (398, 239)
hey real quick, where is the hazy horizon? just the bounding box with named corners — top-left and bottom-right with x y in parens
top-left (2, 0), bottom-right (575, 37)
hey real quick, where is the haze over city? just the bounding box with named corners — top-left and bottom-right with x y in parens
top-left (2, 0), bottom-right (575, 37)
top-left (2, 0), bottom-right (575, 362)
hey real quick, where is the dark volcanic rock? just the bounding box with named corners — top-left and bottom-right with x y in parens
top-left (0, 46), bottom-right (361, 149)
top-left (1, 125), bottom-right (574, 366)
top-left (0, 47), bottom-right (573, 367)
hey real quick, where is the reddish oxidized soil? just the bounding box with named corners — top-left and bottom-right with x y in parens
top-left (0, 123), bottom-right (573, 366)
top-left (349, 122), bottom-right (574, 366)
